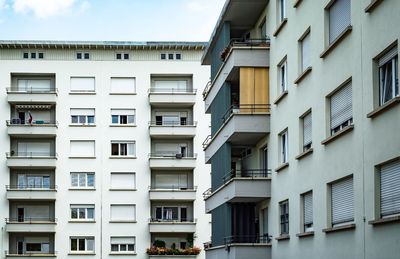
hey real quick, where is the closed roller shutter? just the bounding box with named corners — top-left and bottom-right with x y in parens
top-left (302, 33), bottom-right (311, 71)
top-left (154, 80), bottom-right (188, 92)
top-left (70, 108), bottom-right (95, 116)
top-left (110, 205), bottom-right (136, 221)
top-left (70, 77), bottom-right (95, 92)
top-left (331, 177), bottom-right (354, 226)
top-left (304, 192), bottom-right (313, 230)
top-left (70, 141), bottom-right (95, 157)
top-left (329, 0), bottom-right (351, 44)
top-left (111, 173), bottom-right (136, 189)
top-left (303, 112), bottom-right (312, 147)
top-left (110, 78), bottom-right (136, 93)
top-left (18, 79), bottom-right (51, 91)
top-left (380, 160), bottom-right (400, 217)
top-left (330, 83), bottom-right (352, 130)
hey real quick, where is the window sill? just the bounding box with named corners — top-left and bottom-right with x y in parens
top-left (273, 18), bottom-right (288, 37)
top-left (320, 26), bottom-right (352, 58)
top-left (109, 252), bottom-right (137, 256)
top-left (322, 223), bottom-right (355, 233)
top-left (275, 162), bottom-right (289, 173)
top-left (275, 234), bottom-right (290, 241)
top-left (68, 252), bottom-right (96, 255)
top-left (368, 215), bottom-right (400, 225)
top-left (109, 156), bottom-right (137, 159)
top-left (69, 124), bottom-right (96, 127)
top-left (109, 124), bottom-right (137, 127)
top-left (109, 93), bottom-right (137, 95)
top-left (273, 90), bottom-right (288, 105)
top-left (109, 188), bottom-right (137, 191)
top-left (321, 124), bottom-right (354, 145)
top-left (69, 92), bottom-right (96, 95)
top-left (109, 220), bottom-right (137, 223)
top-left (367, 96), bottom-right (400, 118)
top-left (68, 220), bottom-right (96, 223)
top-left (294, 67), bottom-right (312, 85)
top-left (68, 188), bottom-right (96, 191)
top-left (365, 0), bottom-right (384, 13)
top-left (69, 156), bottom-right (97, 159)
top-left (296, 231), bottom-right (314, 238)
top-left (295, 148), bottom-right (313, 160)
top-left (293, 0), bottom-right (303, 8)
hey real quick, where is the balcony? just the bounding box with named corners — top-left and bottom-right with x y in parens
top-left (149, 121), bottom-right (197, 138)
top-left (6, 88), bottom-right (58, 104)
top-left (5, 218), bottom-right (56, 233)
top-left (205, 235), bottom-right (271, 259)
top-left (5, 251), bottom-right (57, 258)
top-left (149, 152), bottom-right (197, 169)
top-left (205, 169), bottom-right (271, 213)
top-left (149, 218), bottom-right (197, 233)
top-left (204, 39), bottom-right (270, 112)
top-left (148, 88), bottom-right (197, 106)
top-left (149, 256), bottom-right (197, 259)
top-left (6, 185), bottom-right (57, 200)
top-left (149, 186), bottom-right (197, 201)
top-left (6, 152), bottom-right (57, 168)
top-left (6, 120), bottom-right (58, 137)
top-left (204, 105), bottom-right (270, 163)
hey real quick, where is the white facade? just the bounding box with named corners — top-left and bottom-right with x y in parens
top-left (0, 42), bottom-right (211, 259)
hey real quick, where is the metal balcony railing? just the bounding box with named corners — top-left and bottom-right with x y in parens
top-left (202, 188), bottom-right (212, 200)
top-left (149, 121), bottom-right (197, 126)
top-left (5, 250), bottom-right (57, 256)
top-left (148, 88), bottom-right (197, 94)
top-left (149, 218), bottom-right (197, 223)
top-left (223, 234), bottom-right (272, 245)
top-left (220, 38), bottom-right (270, 62)
top-left (6, 184), bottom-right (57, 190)
top-left (149, 185), bottom-right (197, 191)
top-left (5, 217), bottom-right (57, 223)
top-left (222, 169), bottom-right (271, 183)
top-left (6, 87), bottom-right (58, 94)
top-left (6, 120), bottom-right (58, 126)
top-left (202, 135), bottom-right (212, 149)
top-left (202, 81), bottom-right (212, 100)
top-left (6, 152), bottom-right (57, 158)
top-left (149, 152), bottom-right (197, 159)
top-left (222, 104), bottom-right (271, 123)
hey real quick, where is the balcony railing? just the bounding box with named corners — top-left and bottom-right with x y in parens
top-left (149, 152), bottom-right (197, 159)
top-left (149, 218), bottom-right (196, 223)
top-left (202, 135), bottom-right (212, 149)
top-left (6, 152), bottom-right (57, 158)
top-left (202, 81), bottom-right (212, 100)
top-left (223, 234), bottom-right (272, 245)
top-left (6, 185), bottom-right (57, 190)
top-left (202, 188), bottom-right (212, 200)
top-left (149, 121), bottom-right (197, 126)
top-left (5, 250), bottom-right (57, 256)
top-left (149, 88), bottom-right (197, 94)
top-left (220, 38), bottom-right (270, 62)
top-left (222, 104), bottom-right (271, 124)
top-left (5, 217), bottom-right (57, 223)
top-left (7, 120), bottom-right (58, 126)
top-left (6, 87), bottom-right (58, 94)
top-left (222, 169), bottom-right (271, 183)
top-left (149, 185), bottom-right (197, 191)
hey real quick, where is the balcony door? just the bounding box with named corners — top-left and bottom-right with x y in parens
top-left (17, 142), bottom-right (50, 157)
top-left (17, 79), bottom-right (51, 91)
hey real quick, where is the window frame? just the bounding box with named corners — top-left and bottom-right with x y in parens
top-left (301, 191), bottom-right (313, 232)
top-left (110, 237), bottom-right (136, 253)
top-left (70, 172), bottom-right (95, 188)
top-left (111, 141), bottom-right (136, 157)
top-left (327, 0), bottom-right (351, 45)
top-left (278, 0), bottom-right (287, 23)
top-left (378, 47), bottom-right (399, 106)
top-left (377, 158), bottom-right (400, 218)
top-left (279, 129), bottom-right (289, 164)
top-left (301, 110), bottom-right (312, 152)
top-left (328, 78), bottom-right (353, 136)
top-left (110, 109), bottom-right (136, 126)
top-left (278, 58), bottom-right (288, 93)
top-left (70, 205), bottom-right (95, 221)
top-left (329, 175), bottom-right (354, 227)
top-left (70, 237), bottom-right (95, 253)
top-left (279, 199), bottom-right (289, 235)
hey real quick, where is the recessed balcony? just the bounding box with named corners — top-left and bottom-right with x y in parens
top-left (148, 88), bottom-right (197, 106)
top-left (6, 185), bottom-right (57, 200)
top-left (149, 121), bottom-right (197, 138)
top-left (204, 169), bottom-right (271, 213)
top-left (6, 88), bottom-right (58, 104)
top-left (5, 252), bottom-right (57, 258)
top-left (5, 218), bottom-right (57, 233)
top-left (6, 121), bottom-right (58, 137)
top-left (149, 186), bottom-right (197, 201)
top-left (149, 218), bottom-right (197, 233)
top-left (6, 152), bottom-right (57, 168)
top-left (149, 153), bottom-right (197, 169)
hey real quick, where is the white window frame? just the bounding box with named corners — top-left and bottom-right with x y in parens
top-left (70, 172), bottom-right (95, 188)
top-left (110, 237), bottom-right (136, 254)
top-left (111, 141), bottom-right (136, 157)
top-left (280, 130), bottom-right (289, 164)
top-left (279, 60), bottom-right (288, 93)
top-left (70, 108), bottom-right (95, 125)
top-left (111, 109), bottom-right (136, 125)
top-left (70, 205), bottom-right (95, 221)
top-left (379, 159), bottom-right (400, 218)
top-left (378, 47), bottom-right (399, 105)
top-left (278, 0), bottom-right (287, 22)
top-left (154, 206), bottom-right (189, 222)
top-left (70, 237), bottom-right (95, 253)
top-left (300, 29), bottom-right (311, 72)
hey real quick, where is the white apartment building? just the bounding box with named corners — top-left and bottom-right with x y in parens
top-left (202, 0), bottom-right (400, 259)
top-left (0, 41), bottom-right (211, 259)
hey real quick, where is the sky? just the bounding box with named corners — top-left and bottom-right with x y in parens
top-left (0, 0), bottom-right (226, 42)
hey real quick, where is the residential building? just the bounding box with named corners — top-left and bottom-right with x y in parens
top-left (202, 1), bottom-right (400, 259)
top-left (0, 41), bottom-right (211, 259)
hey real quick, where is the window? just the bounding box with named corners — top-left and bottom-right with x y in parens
top-left (110, 78), bottom-right (136, 94)
top-left (31, 52), bottom-right (36, 59)
top-left (280, 130), bottom-right (288, 164)
top-left (259, 18), bottom-right (267, 39)
top-left (111, 237), bottom-right (135, 253)
top-left (279, 60), bottom-right (288, 93)
top-left (17, 174), bottom-right (50, 189)
top-left (116, 53), bottom-right (129, 60)
top-left (328, 0), bottom-right (351, 44)
top-left (160, 53), bottom-right (181, 60)
top-left (70, 77), bottom-right (95, 92)
top-left (379, 159), bottom-right (400, 218)
top-left (152, 78), bottom-right (190, 92)
top-left (300, 31), bottom-right (311, 72)
top-left (168, 53), bottom-right (174, 60)
top-left (110, 205), bottom-right (136, 222)
top-left (70, 141), bottom-right (95, 157)
top-left (302, 192), bottom-right (313, 232)
top-left (155, 112), bottom-right (188, 126)
top-left (76, 52), bottom-right (90, 60)
top-left (331, 176), bottom-right (354, 227)
top-left (110, 173), bottom-right (136, 190)
top-left (302, 112), bottom-right (312, 151)
top-left (70, 108), bottom-right (95, 125)
top-left (70, 205), bottom-right (95, 220)
top-left (279, 200), bottom-right (289, 235)
top-left (70, 237), bottom-right (95, 253)
top-left (111, 109), bottom-right (136, 125)
top-left (111, 141), bottom-right (135, 157)
top-left (71, 172), bottom-right (95, 188)
top-left (175, 53), bottom-right (182, 60)
top-left (23, 52), bottom-right (29, 59)
top-left (154, 206), bottom-right (188, 222)
top-left (330, 82), bottom-right (353, 135)
top-left (38, 53), bottom-right (44, 59)
top-left (378, 46), bottom-right (399, 105)
top-left (22, 51), bottom-right (44, 59)
top-left (160, 53), bottom-right (166, 60)
top-left (278, 0), bottom-right (287, 22)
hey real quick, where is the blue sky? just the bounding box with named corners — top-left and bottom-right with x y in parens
top-left (0, 0), bottom-right (226, 41)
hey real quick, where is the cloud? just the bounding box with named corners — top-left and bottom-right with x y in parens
top-left (13, 0), bottom-right (76, 18)
top-left (79, 0), bottom-right (90, 13)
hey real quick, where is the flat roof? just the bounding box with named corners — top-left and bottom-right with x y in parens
top-left (0, 40), bottom-right (207, 50)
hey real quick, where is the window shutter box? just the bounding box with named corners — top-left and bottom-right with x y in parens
top-left (330, 83), bottom-right (352, 130)
top-left (331, 177), bottom-right (354, 226)
top-left (380, 160), bottom-right (400, 217)
top-left (378, 46), bottom-right (398, 66)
